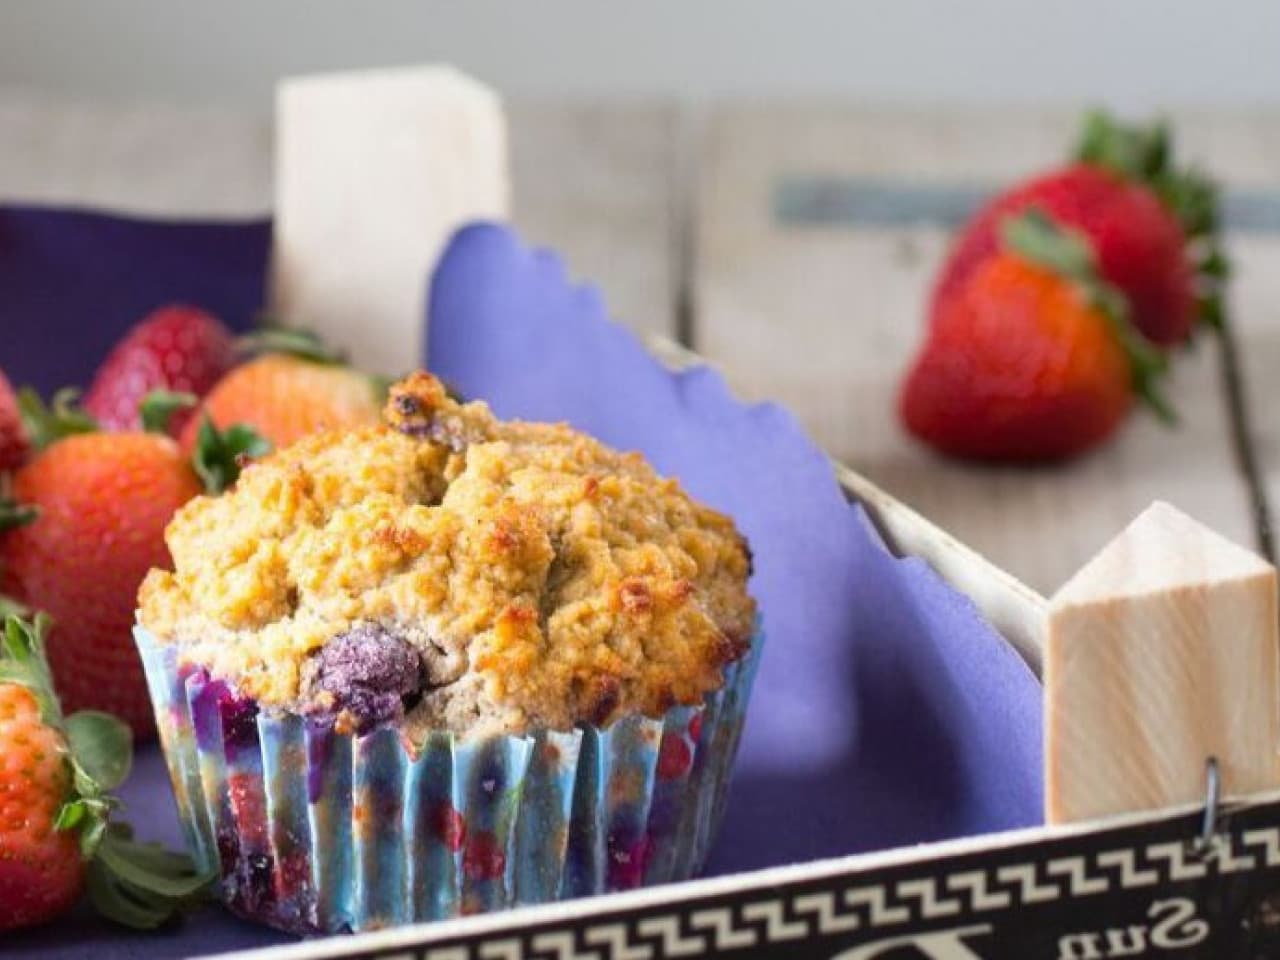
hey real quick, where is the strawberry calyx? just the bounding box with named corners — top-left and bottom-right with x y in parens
top-left (1075, 109), bottom-right (1228, 332)
top-left (138, 390), bottom-right (197, 435)
top-left (1, 612), bottom-right (213, 928)
top-left (190, 414), bottom-right (272, 494)
top-left (17, 387), bottom-right (98, 452)
top-left (238, 324), bottom-right (346, 365)
top-left (139, 388), bottom-right (272, 495)
top-left (1001, 209), bottom-right (1176, 424)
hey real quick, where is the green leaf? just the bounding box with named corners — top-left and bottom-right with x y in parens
top-left (139, 390), bottom-right (197, 435)
top-left (55, 799), bottom-right (87, 831)
top-left (67, 710), bottom-right (133, 792)
top-left (86, 860), bottom-right (179, 930)
top-left (98, 829), bottom-right (213, 899)
top-left (2, 615), bottom-right (30, 660)
top-left (18, 387), bottom-right (98, 452)
top-left (190, 415), bottom-right (273, 494)
top-left (1000, 207), bottom-right (1096, 282)
top-left (1198, 247), bottom-right (1231, 281)
top-left (0, 497), bottom-right (38, 532)
top-left (80, 813), bottom-right (110, 859)
top-left (238, 325), bottom-right (345, 365)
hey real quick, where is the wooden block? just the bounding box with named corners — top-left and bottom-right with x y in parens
top-left (272, 66), bottom-right (510, 375)
top-left (1045, 500), bottom-right (1280, 824)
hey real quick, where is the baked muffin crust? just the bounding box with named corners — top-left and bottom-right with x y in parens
top-left (139, 372), bottom-right (755, 738)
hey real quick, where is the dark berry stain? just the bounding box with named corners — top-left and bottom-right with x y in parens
top-left (221, 694), bottom-right (261, 754)
top-left (309, 624), bottom-right (423, 734)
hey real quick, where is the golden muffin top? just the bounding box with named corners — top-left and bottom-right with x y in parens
top-left (138, 372), bottom-right (756, 738)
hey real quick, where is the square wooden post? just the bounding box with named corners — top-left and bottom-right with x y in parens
top-left (272, 65), bottom-right (510, 375)
top-left (1045, 501), bottom-right (1280, 823)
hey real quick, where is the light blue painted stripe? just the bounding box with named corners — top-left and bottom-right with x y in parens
top-left (775, 176), bottom-right (1280, 232)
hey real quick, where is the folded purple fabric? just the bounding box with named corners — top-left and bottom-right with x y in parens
top-left (0, 206), bottom-right (269, 393)
top-left (428, 224), bottom-right (1043, 875)
top-left (4, 210), bottom-right (1042, 958)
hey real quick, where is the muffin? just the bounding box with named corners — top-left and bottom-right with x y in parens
top-left (135, 372), bottom-right (761, 933)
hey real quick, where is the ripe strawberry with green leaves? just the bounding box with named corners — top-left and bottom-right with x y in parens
top-left (902, 211), bottom-right (1172, 462)
top-left (0, 392), bottom-right (268, 737)
top-left (0, 613), bottom-right (209, 931)
top-left (932, 111), bottom-right (1226, 347)
top-left (180, 328), bottom-right (383, 454)
top-left (83, 305), bottom-right (236, 438)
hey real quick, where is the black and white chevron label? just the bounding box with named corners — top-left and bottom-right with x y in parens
top-left (239, 792), bottom-right (1280, 960)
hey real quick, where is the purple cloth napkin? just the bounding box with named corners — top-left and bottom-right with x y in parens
top-left (0, 206), bottom-right (269, 393)
top-left (4, 211), bottom-right (1042, 959)
top-left (428, 224), bottom-right (1043, 874)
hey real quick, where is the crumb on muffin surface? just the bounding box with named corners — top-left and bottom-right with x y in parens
top-left (138, 372), bottom-right (756, 738)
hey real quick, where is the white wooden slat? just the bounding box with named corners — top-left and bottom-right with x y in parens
top-left (0, 86), bottom-right (272, 216)
top-left (694, 105), bottom-right (1262, 595)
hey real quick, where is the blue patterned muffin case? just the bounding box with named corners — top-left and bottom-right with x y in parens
top-left (134, 623), bottom-right (763, 934)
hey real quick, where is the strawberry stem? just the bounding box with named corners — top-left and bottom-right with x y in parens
top-left (139, 390), bottom-right (197, 435)
top-left (1001, 209), bottom-right (1176, 425)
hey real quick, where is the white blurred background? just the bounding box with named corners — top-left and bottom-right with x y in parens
top-left (1, 0), bottom-right (1278, 110)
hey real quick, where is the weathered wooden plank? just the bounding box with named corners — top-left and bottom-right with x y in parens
top-left (509, 101), bottom-right (679, 338)
top-left (695, 105), bottom-right (1261, 595)
top-left (1046, 501), bottom-right (1279, 823)
top-left (0, 87), bottom-right (679, 339)
top-left (1191, 112), bottom-right (1280, 566)
top-left (0, 86), bottom-right (271, 216)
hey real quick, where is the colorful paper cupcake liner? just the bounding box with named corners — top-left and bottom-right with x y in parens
top-left (134, 624), bottom-right (763, 934)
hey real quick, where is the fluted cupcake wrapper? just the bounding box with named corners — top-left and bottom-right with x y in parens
top-left (134, 624), bottom-right (763, 934)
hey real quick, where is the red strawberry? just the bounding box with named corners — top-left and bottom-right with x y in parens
top-left (180, 329), bottom-right (382, 453)
top-left (0, 613), bottom-right (208, 931)
top-left (0, 669), bottom-right (82, 928)
top-left (0, 392), bottom-right (266, 736)
top-left (1, 432), bottom-right (202, 736)
top-left (84, 305), bottom-right (236, 437)
top-left (902, 211), bottom-right (1171, 462)
top-left (932, 112), bottom-right (1225, 347)
top-left (0, 371), bottom-right (29, 473)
